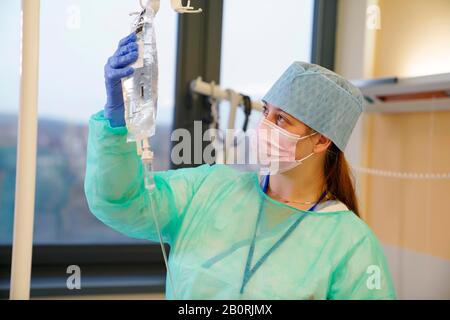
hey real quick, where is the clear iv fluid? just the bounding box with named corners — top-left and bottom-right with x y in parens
top-left (122, 7), bottom-right (159, 143)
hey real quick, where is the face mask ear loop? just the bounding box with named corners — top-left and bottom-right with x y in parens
top-left (298, 131), bottom-right (317, 141)
top-left (295, 132), bottom-right (318, 164)
top-left (297, 151), bottom-right (315, 164)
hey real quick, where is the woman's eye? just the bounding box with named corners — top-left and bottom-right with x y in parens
top-left (262, 107), bottom-right (269, 117)
top-left (277, 114), bottom-right (285, 123)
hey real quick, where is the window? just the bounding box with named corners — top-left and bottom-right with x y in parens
top-left (0, 0), bottom-right (178, 244)
top-left (221, 0), bottom-right (314, 95)
top-left (214, 0), bottom-right (315, 156)
top-left (0, 0), bottom-right (21, 245)
top-left (219, 0), bottom-right (315, 130)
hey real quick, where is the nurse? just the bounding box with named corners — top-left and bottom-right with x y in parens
top-left (84, 34), bottom-right (396, 299)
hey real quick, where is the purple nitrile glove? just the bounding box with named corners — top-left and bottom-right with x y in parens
top-left (104, 33), bottom-right (139, 127)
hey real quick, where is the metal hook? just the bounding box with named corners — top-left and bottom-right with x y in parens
top-left (171, 0), bottom-right (202, 14)
top-left (139, 0), bottom-right (160, 14)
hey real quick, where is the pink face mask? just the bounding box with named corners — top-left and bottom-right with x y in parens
top-left (252, 118), bottom-right (317, 174)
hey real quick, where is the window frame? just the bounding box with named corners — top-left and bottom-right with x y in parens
top-left (311, 0), bottom-right (338, 70)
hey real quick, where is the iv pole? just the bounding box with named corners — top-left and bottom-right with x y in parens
top-left (10, 0), bottom-right (41, 300)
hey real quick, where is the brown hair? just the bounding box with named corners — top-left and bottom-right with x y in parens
top-left (324, 143), bottom-right (360, 217)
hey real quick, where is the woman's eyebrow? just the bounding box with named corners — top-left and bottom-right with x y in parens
top-left (279, 110), bottom-right (295, 121)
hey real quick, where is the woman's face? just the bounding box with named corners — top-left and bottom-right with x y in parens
top-left (261, 103), bottom-right (330, 160)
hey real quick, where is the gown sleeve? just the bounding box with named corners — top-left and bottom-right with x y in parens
top-left (84, 110), bottom-right (213, 245)
top-left (328, 230), bottom-right (397, 300)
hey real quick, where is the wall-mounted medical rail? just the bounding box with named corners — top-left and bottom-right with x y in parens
top-left (190, 77), bottom-right (264, 130)
top-left (353, 73), bottom-right (450, 113)
top-left (192, 72), bottom-right (450, 117)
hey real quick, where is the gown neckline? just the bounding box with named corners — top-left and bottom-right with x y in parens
top-left (251, 172), bottom-right (352, 216)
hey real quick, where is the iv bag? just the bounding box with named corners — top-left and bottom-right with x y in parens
top-left (122, 7), bottom-right (159, 143)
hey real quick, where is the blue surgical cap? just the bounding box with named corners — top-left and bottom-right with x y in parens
top-left (262, 62), bottom-right (364, 151)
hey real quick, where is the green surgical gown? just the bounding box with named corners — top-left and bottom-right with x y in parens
top-left (84, 111), bottom-right (396, 300)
